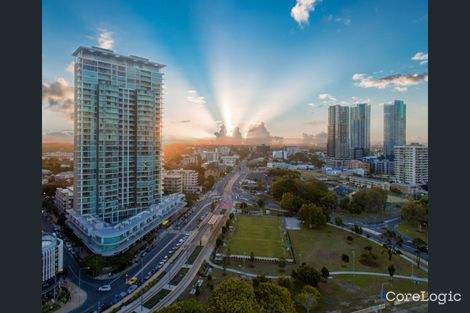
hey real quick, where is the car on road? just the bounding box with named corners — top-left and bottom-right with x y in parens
top-left (127, 284), bottom-right (138, 294)
top-left (144, 272), bottom-right (152, 280)
top-left (111, 294), bottom-right (123, 304)
top-left (98, 284), bottom-right (111, 292)
top-left (141, 251), bottom-right (147, 258)
top-left (127, 277), bottom-right (138, 285)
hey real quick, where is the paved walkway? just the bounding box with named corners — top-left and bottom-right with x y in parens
top-left (205, 259), bottom-right (428, 283)
top-left (55, 280), bottom-right (87, 313)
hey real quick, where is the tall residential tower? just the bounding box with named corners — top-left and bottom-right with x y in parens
top-left (68, 47), bottom-right (185, 256)
top-left (350, 103), bottom-right (371, 159)
top-left (327, 105), bottom-right (350, 159)
top-left (383, 100), bottom-right (406, 159)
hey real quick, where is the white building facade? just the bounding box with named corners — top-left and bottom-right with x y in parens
top-left (394, 144), bottom-right (428, 184)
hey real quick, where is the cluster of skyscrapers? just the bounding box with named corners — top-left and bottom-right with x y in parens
top-left (67, 46), bottom-right (185, 256)
top-left (327, 103), bottom-right (371, 160)
top-left (327, 100), bottom-right (428, 185)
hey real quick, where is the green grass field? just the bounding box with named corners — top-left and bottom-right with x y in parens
top-left (289, 224), bottom-right (427, 277)
top-left (226, 215), bottom-right (289, 258)
top-left (396, 221), bottom-right (428, 244)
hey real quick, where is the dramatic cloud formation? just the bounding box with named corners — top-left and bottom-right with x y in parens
top-left (352, 73), bottom-right (428, 91)
top-left (246, 122), bottom-right (271, 139)
top-left (231, 127), bottom-right (242, 139)
top-left (42, 78), bottom-right (74, 120)
top-left (98, 30), bottom-right (114, 49)
top-left (186, 90), bottom-right (206, 107)
top-left (291, 0), bottom-right (321, 27)
top-left (214, 124), bottom-right (227, 139)
top-left (412, 52), bottom-right (428, 65)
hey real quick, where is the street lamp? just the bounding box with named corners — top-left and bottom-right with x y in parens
top-left (352, 250), bottom-right (356, 275)
top-left (78, 267), bottom-right (90, 304)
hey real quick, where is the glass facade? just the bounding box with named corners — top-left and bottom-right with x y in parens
top-left (73, 46), bottom-right (164, 224)
top-left (383, 100), bottom-right (406, 159)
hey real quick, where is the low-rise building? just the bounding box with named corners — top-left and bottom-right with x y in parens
top-left (390, 182), bottom-right (419, 195)
top-left (54, 187), bottom-right (74, 213)
top-left (217, 146), bottom-right (231, 155)
top-left (54, 171), bottom-right (73, 182)
top-left (165, 169), bottom-right (201, 194)
top-left (272, 150), bottom-right (288, 159)
top-left (349, 160), bottom-right (370, 174)
top-left (66, 194), bottom-right (186, 256)
top-left (347, 176), bottom-right (390, 191)
top-left (163, 174), bottom-right (183, 194)
top-left (221, 155), bottom-right (239, 167)
top-left (42, 233), bottom-right (63, 295)
top-left (181, 154), bottom-right (199, 166)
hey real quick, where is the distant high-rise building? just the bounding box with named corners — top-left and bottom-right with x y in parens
top-left (394, 144), bottom-right (428, 184)
top-left (383, 100), bottom-right (406, 159)
top-left (327, 105), bottom-right (351, 159)
top-left (68, 46), bottom-right (185, 256)
top-left (350, 103), bottom-right (371, 159)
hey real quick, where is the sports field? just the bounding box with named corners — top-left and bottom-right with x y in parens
top-left (227, 215), bottom-right (289, 258)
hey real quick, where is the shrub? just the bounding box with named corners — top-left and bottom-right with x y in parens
top-left (341, 254), bottom-right (350, 263)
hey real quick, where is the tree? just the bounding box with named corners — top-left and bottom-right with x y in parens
top-left (319, 192), bottom-right (338, 216)
top-left (388, 264), bottom-right (396, 280)
top-left (250, 251), bottom-right (255, 265)
top-left (298, 203), bottom-right (327, 228)
top-left (280, 192), bottom-right (304, 214)
top-left (277, 276), bottom-right (293, 291)
top-left (256, 197), bottom-right (265, 208)
top-left (334, 217), bottom-right (344, 226)
top-left (353, 224), bottom-right (363, 234)
top-left (321, 266), bottom-right (329, 279)
top-left (158, 300), bottom-right (203, 313)
top-left (252, 275), bottom-right (269, 288)
top-left (291, 263), bottom-right (321, 287)
top-left (204, 175), bottom-right (216, 191)
top-left (278, 257), bottom-right (287, 272)
top-left (339, 197), bottom-right (350, 210)
top-left (216, 234), bottom-right (224, 249)
top-left (350, 188), bottom-right (388, 213)
top-left (207, 279), bottom-right (261, 313)
top-left (295, 285), bottom-right (320, 313)
top-left (412, 238), bottom-right (428, 269)
top-left (341, 254), bottom-right (349, 263)
top-left (240, 202), bottom-right (248, 209)
top-left (401, 199), bottom-right (428, 232)
top-left (254, 282), bottom-right (296, 313)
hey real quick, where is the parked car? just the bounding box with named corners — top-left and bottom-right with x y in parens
top-left (144, 272), bottom-right (152, 280)
top-left (98, 284), bottom-right (111, 292)
top-left (127, 285), bottom-right (138, 294)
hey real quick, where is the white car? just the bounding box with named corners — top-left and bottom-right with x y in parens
top-left (98, 284), bottom-right (112, 292)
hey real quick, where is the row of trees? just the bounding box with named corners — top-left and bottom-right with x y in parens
top-left (159, 263), bottom-right (325, 313)
top-left (400, 197), bottom-right (429, 231)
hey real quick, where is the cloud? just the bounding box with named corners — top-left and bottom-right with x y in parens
top-left (394, 86), bottom-right (408, 92)
top-left (246, 122), bottom-right (271, 139)
top-left (411, 52), bottom-right (428, 65)
top-left (66, 62), bottom-right (74, 73)
top-left (171, 120), bottom-right (191, 124)
top-left (186, 90), bottom-right (206, 107)
top-left (42, 78), bottom-right (74, 120)
top-left (318, 93), bottom-right (337, 101)
top-left (304, 120), bottom-right (325, 126)
top-left (352, 72), bottom-right (428, 90)
top-left (291, 0), bottom-right (321, 27)
top-left (334, 17), bottom-right (351, 26)
top-left (98, 30), bottom-right (114, 49)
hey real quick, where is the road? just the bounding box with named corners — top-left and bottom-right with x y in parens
top-left (42, 167), bottom-right (240, 313)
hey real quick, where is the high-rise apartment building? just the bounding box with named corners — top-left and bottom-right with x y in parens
top-left (327, 105), bottom-right (351, 159)
top-left (350, 103), bottom-right (370, 159)
top-left (384, 100), bottom-right (406, 159)
top-left (42, 233), bottom-right (63, 295)
top-left (394, 144), bottom-right (428, 184)
top-left (67, 47), bottom-right (185, 256)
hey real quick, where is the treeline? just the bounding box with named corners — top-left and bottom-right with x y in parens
top-left (339, 188), bottom-right (388, 214)
top-left (272, 175), bottom-right (337, 228)
top-left (158, 262), bottom-right (327, 313)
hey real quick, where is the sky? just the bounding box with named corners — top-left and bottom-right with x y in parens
top-left (42, 0), bottom-right (428, 144)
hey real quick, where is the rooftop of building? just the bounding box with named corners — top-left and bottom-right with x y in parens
top-left (73, 46), bottom-right (166, 69)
